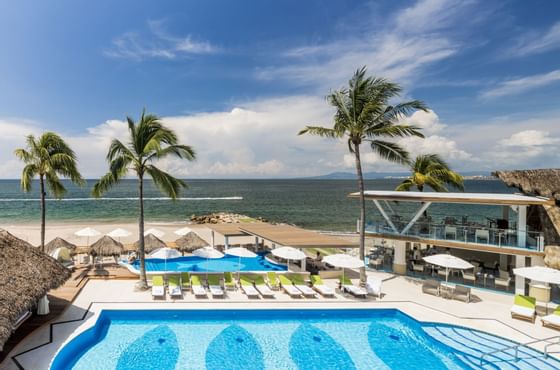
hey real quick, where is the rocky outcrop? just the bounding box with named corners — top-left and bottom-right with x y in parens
top-left (189, 212), bottom-right (268, 224)
top-left (544, 245), bottom-right (560, 269)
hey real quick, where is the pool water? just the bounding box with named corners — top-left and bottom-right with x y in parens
top-left (124, 252), bottom-right (286, 273)
top-left (50, 309), bottom-right (560, 370)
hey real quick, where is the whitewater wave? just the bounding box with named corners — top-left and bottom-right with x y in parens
top-left (0, 196), bottom-right (243, 202)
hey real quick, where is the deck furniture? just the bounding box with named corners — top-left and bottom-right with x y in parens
top-left (462, 270), bottom-right (476, 285)
top-left (239, 275), bottom-right (260, 298)
top-left (339, 276), bottom-right (368, 298)
top-left (290, 275), bottom-right (317, 298)
top-left (207, 275), bottom-right (225, 298)
top-left (254, 276), bottom-right (275, 298)
top-left (494, 270), bottom-right (511, 290)
top-left (190, 275), bottom-right (208, 298)
top-left (223, 272), bottom-right (236, 290)
top-left (366, 276), bottom-right (382, 298)
top-left (422, 279), bottom-right (440, 297)
top-left (267, 272), bottom-right (279, 290)
top-left (475, 229), bottom-right (489, 244)
top-left (168, 275), bottom-right (182, 298)
top-left (453, 285), bottom-right (471, 303)
top-left (444, 226), bottom-right (457, 240)
top-left (310, 275), bottom-right (335, 297)
top-left (151, 275), bottom-right (165, 299)
top-left (412, 262), bottom-right (425, 275)
top-left (180, 272), bottom-right (191, 291)
top-left (541, 307), bottom-right (560, 330)
top-left (510, 295), bottom-right (536, 323)
top-left (369, 257), bottom-right (384, 270)
top-left (278, 275), bottom-right (303, 298)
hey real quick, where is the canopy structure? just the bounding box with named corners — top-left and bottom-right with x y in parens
top-left (144, 228), bottom-right (165, 239)
top-left (323, 254), bottom-right (363, 269)
top-left (134, 234), bottom-right (167, 253)
top-left (0, 229), bottom-right (71, 350)
top-left (423, 254), bottom-right (473, 282)
top-left (44, 237), bottom-right (77, 254)
top-left (89, 235), bottom-right (124, 256)
top-left (193, 246), bottom-right (224, 259)
top-left (226, 247), bottom-right (257, 258)
top-left (175, 231), bottom-right (208, 254)
top-left (174, 227), bottom-right (192, 236)
top-left (271, 246), bottom-right (306, 260)
top-left (513, 266), bottom-right (560, 285)
top-left (149, 247), bottom-right (181, 260)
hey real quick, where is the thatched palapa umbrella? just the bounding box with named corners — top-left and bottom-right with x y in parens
top-left (89, 235), bottom-right (124, 256)
top-left (134, 233), bottom-right (167, 254)
top-left (175, 231), bottom-right (208, 254)
top-left (44, 237), bottom-right (77, 255)
top-left (0, 229), bottom-right (71, 350)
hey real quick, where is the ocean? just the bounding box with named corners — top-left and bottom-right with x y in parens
top-left (0, 179), bottom-right (514, 231)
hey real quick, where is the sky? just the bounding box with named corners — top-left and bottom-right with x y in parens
top-left (0, 0), bottom-right (559, 179)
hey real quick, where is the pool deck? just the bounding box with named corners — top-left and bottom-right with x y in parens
top-left (2, 271), bottom-right (560, 370)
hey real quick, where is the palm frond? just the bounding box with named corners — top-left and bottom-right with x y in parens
top-left (45, 170), bottom-right (67, 198)
top-left (366, 124), bottom-right (424, 139)
top-left (298, 126), bottom-right (340, 138)
top-left (152, 144), bottom-right (196, 161)
top-left (145, 165), bottom-right (186, 199)
top-left (369, 140), bottom-right (410, 164)
top-left (20, 164), bottom-right (37, 192)
top-left (395, 179), bottom-right (414, 191)
top-left (92, 172), bottom-right (119, 198)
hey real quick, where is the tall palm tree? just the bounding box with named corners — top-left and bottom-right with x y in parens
top-left (396, 154), bottom-right (464, 192)
top-left (299, 67), bottom-right (427, 283)
top-left (14, 132), bottom-right (84, 252)
top-left (92, 110), bottom-right (195, 289)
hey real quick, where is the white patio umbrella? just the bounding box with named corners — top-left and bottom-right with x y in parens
top-left (423, 254), bottom-right (473, 283)
top-left (174, 226), bottom-right (192, 236)
top-left (74, 227), bottom-right (101, 246)
top-left (323, 254), bottom-right (364, 283)
top-left (193, 246), bottom-right (224, 278)
top-left (226, 247), bottom-right (258, 277)
top-left (107, 228), bottom-right (131, 243)
top-left (271, 246), bottom-right (306, 271)
top-left (144, 228), bottom-right (165, 238)
top-left (149, 247), bottom-right (182, 273)
top-left (513, 266), bottom-right (560, 285)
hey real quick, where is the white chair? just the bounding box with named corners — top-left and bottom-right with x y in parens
top-left (412, 263), bottom-right (425, 274)
top-left (475, 229), bottom-right (489, 244)
top-left (310, 275), bottom-right (335, 297)
top-left (366, 277), bottom-right (382, 298)
top-left (444, 226), bottom-right (457, 240)
top-left (462, 269), bottom-right (476, 285)
top-left (494, 270), bottom-right (511, 290)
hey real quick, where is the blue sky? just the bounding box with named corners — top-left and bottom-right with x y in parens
top-left (0, 0), bottom-right (559, 178)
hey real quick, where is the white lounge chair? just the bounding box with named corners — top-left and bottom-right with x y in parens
top-left (340, 276), bottom-right (368, 298)
top-left (239, 275), bottom-right (260, 298)
top-left (366, 276), bottom-right (382, 298)
top-left (290, 275), bottom-right (318, 298)
top-left (190, 275), bottom-right (208, 298)
top-left (542, 307), bottom-right (560, 330)
top-left (254, 276), bottom-right (275, 298)
top-left (310, 275), bottom-right (335, 297)
top-left (151, 276), bottom-right (165, 299)
top-left (510, 295), bottom-right (536, 323)
top-left (278, 275), bottom-right (303, 298)
top-left (207, 275), bottom-right (225, 298)
top-left (168, 275), bottom-right (182, 298)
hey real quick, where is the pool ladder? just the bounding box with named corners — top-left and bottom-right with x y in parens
top-left (479, 335), bottom-right (560, 366)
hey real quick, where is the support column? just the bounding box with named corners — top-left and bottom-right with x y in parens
top-left (531, 255), bottom-right (545, 267)
top-left (499, 254), bottom-right (508, 272)
top-left (393, 240), bottom-right (407, 274)
top-left (211, 230), bottom-right (215, 248)
top-left (515, 255), bottom-right (526, 295)
top-left (517, 205), bottom-right (527, 248)
top-left (301, 249), bottom-right (306, 271)
top-left (225, 236), bottom-right (229, 250)
top-left (255, 236), bottom-right (259, 250)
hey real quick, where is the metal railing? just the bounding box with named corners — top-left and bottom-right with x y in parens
top-left (480, 335), bottom-right (560, 365)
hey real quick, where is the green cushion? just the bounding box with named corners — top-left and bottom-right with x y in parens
top-left (310, 275), bottom-right (323, 285)
top-left (278, 275), bottom-right (293, 285)
top-left (254, 276), bottom-right (266, 285)
top-left (191, 275), bottom-right (202, 286)
top-left (168, 275), bottom-right (180, 286)
top-left (152, 276), bottom-right (164, 286)
top-left (514, 295), bottom-right (536, 308)
top-left (207, 275), bottom-right (221, 285)
top-left (239, 275), bottom-right (253, 286)
top-left (290, 275), bottom-right (305, 284)
top-left (554, 306), bottom-right (560, 316)
top-left (181, 273), bottom-right (191, 286)
top-left (339, 276), bottom-right (352, 285)
top-left (267, 272), bottom-right (278, 286)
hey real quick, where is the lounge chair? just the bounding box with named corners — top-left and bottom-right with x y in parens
top-left (278, 275), bottom-right (303, 298)
top-left (181, 272), bottom-right (191, 291)
top-left (453, 285), bottom-right (471, 303)
top-left (462, 270), bottom-right (476, 285)
top-left (223, 272), bottom-right (236, 290)
top-left (190, 275), bottom-right (207, 298)
top-left (168, 275), bottom-right (182, 298)
top-left (510, 295), bottom-right (536, 323)
top-left (412, 263), bottom-right (425, 274)
top-left (422, 279), bottom-right (440, 296)
top-left (267, 272), bottom-right (279, 290)
top-left (239, 275), bottom-right (260, 298)
top-left (151, 275), bottom-right (165, 299)
top-left (310, 275), bottom-right (335, 297)
top-left (542, 307), bottom-right (560, 330)
top-left (207, 275), bottom-right (225, 298)
top-left (254, 276), bottom-right (275, 298)
top-left (339, 276), bottom-right (367, 298)
top-left (290, 275), bottom-right (317, 298)
top-left (366, 276), bottom-right (382, 298)
top-left (494, 271), bottom-right (511, 290)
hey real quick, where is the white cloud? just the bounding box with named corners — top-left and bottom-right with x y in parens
top-left (506, 21), bottom-right (560, 57)
top-left (403, 109), bottom-right (445, 135)
top-left (481, 69), bottom-right (560, 99)
top-left (105, 20), bottom-right (218, 61)
top-left (499, 130), bottom-right (560, 147)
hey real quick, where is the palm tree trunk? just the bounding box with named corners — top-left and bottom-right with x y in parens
top-left (39, 174), bottom-right (46, 252)
top-left (137, 173), bottom-right (148, 289)
top-left (353, 142), bottom-right (367, 285)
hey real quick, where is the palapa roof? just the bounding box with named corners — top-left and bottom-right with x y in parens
top-left (0, 229), bottom-right (70, 350)
top-left (175, 231), bottom-right (208, 253)
top-left (89, 235), bottom-right (124, 256)
top-left (134, 233), bottom-right (167, 253)
top-left (44, 237), bottom-right (77, 254)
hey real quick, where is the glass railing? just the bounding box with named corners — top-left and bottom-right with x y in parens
top-left (365, 220), bottom-right (544, 251)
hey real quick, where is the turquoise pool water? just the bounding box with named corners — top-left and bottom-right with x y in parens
top-left (124, 252), bottom-right (286, 273)
top-left (50, 309), bottom-right (560, 370)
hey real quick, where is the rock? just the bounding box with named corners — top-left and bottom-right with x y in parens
top-left (544, 245), bottom-right (560, 269)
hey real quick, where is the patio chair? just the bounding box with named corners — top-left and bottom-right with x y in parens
top-left (369, 257), bottom-right (384, 270)
top-left (494, 270), bottom-right (511, 290)
top-left (310, 275), bottom-right (335, 297)
top-left (541, 307), bottom-right (560, 330)
top-left (453, 285), bottom-right (471, 303)
top-left (422, 279), bottom-right (440, 296)
top-left (207, 275), bottom-right (225, 298)
top-left (510, 295), bottom-right (536, 323)
top-left (462, 270), bottom-right (476, 285)
top-left (168, 275), bottom-right (182, 298)
top-left (412, 262), bottom-right (425, 275)
top-left (290, 275), bottom-right (317, 298)
top-left (151, 275), bottom-right (165, 299)
top-left (267, 272), bottom-right (279, 290)
top-left (444, 226), bottom-right (457, 240)
top-left (223, 272), bottom-right (236, 290)
top-left (278, 275), bottom-right (303, 298)
top-left (180, 272), bottom-right (191, 291)
top-left (254, 276), bottom-right (275, 298)
top-left (366, 276), bottom-right (382, 298)
top-left (437, 268), bottom-right (449, 280)
top-left (475, 229), bottom-right (489, 244)
top-left (239, 275), bottom-right (260, 298)
top-left (190, 275), bottom-right (208, 298)
top-left (339, 276), bottom-right (368, 298)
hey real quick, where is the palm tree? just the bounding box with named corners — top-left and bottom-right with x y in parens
top-left (395, 154), bottom-right (464, 192)
top-left (299, 67), bottom-right (427, 283)
top-left (92, 110), bottom-right (195, 289)
top-left (14, 132), bottom-right (84, 252)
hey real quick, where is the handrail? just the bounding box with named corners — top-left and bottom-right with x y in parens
top-left (480, 335), bottom-right (560, 365)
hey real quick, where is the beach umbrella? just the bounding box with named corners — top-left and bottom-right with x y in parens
top-left (323, 254), bottom-right (363, 283)
top-left (174, 226), bottom-right (192, 236)
top-left (175, 231), bottom-right (208, 254)
top-left (149, 247), bottom-right (181, 273)
top-left (107, 228), bottom-right (131, 243)
top-left (193, 246), bottom-right (224, 278)
top-left (144, 228), bottom-right (165, 239)
top-left (271, 246), bottom-right (306, 271)
top-left (226, 247), bottom-right (258, 278)
top-left (513, 266), bottom-right (560, 285)
top-left (74, 227), bottom-right (101, 246)
top-left (44, 237), bottom-right (77, 255)
top-left (50, 247), bottom-right (72, 262)
top-left (89, 235), bottom-right (124, 268)
top-left (423, 254), bottom-right (473, 283)
top-left (134, 233), bottom-right (167, 254)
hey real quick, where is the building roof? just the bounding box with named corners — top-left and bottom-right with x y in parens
top-left (206, 223), bottom-right (253, 237)
top-left (239, 224), bottom-right (357, 248)
top-left (0, 229), bottom-right (71, 350)
top-left (348, 190), bottom-right (553, 206)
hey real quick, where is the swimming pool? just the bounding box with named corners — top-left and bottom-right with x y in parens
top-left (50, 309), bottom-right (560, 369)
top-left (121, 252), bottom-right (287, 274)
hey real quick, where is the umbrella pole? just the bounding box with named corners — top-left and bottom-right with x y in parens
top-left (238, 255), bottom-right (241, 280)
